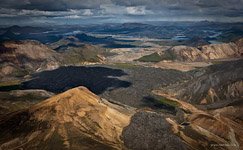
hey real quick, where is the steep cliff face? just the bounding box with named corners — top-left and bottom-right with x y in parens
top-left (0, 86), bottom-right (134, 150)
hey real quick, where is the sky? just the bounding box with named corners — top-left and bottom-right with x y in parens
top-left (0, 0), bottom-right (243, 25)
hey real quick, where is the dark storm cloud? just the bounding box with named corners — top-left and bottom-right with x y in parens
top-left (0, 0), bottom-right (242, 24)
top-left (0, 0), bottom-right (242, 12)
top-left (0, 0), bottom-right (111, 11)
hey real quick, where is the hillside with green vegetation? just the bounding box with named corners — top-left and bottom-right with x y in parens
top-left (136, 51), bottom-right (177, 62)
top-left (61, 45), bottom-right (111, 64)
top-left (136, 52), bottom-right (162, 62)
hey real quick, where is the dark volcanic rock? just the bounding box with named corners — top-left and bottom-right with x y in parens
top-left (122, 111), bottom-right (187, 150)
top-left (101, 66), bottom-right (191, 108)
top-left (21, 66), bottom-right (131, 94)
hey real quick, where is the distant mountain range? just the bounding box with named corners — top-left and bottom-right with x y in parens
top-left (1, 22), bottom-right (243, 46)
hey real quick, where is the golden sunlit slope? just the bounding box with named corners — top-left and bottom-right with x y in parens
top-left (0, 86), bottom-right (134, 150)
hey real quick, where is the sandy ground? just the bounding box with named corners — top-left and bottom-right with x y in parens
top-left (106, 47), bottom-right (169, 63)
top-left (152, 61), bottom-right (212, 72)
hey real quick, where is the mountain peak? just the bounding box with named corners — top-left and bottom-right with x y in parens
top-left (0, 86), bottom-right (134, 150)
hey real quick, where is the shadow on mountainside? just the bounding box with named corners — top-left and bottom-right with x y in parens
top-left (21, 66), bottom-right (131, 94)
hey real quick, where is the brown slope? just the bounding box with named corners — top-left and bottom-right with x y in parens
top-left (154, 91), bottom-right (243, 150)
top-left (0, 86), bottom-right (134, 150)
top-left (169, 46), bottom-right (208, 62)
top-left (235, 38), bottom-right (243, 56)
top-left (200, 42), bottom-right (241, 60)
top-left (0, 40), bottom-right (61, 72)
top-left (168, 41), bottom-right (242, 62)
top-left (160, 59), bottom-right (243, 106)
top-left (137, 39), bottom-right (243, 65)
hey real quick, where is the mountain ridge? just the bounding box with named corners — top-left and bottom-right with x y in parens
top-left (0, 86), bottom-right (134, 150)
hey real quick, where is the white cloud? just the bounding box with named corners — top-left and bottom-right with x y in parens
top-left (83, 9), bottom-right (93, 16)
top-left (100, 4), bottom-right (126, 15)
top-left (0, 8), bottom-right (97, 19)
top-left (126, 6), bottom-right (150, 15)
top-left (19, 9), bottom-right (54, 16)
top-left (100, 4), bottom-right (153, 16)
top-left (64, 15), bottom-right (82, 19)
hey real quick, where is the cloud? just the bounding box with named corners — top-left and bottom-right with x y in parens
top-left (64, 15), bottom-right (82, 19)
top-left (0, 0), bottom-right (243, 24)
top-left (126, 6), bottom-right (146, 15)
top-left (0, 0), bottom-right (112, 11)
top-left (0, 8), bottom-right (97, 18)
top-left (83, 9), bottom-right (93, 16)
top-left (100, 4), bottom-right (126, 15)
top-left (100, 4), bottom-right (152, 16)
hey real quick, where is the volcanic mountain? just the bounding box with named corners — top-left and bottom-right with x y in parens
top-left (137, 39), bottom-right (243, 63)
top-left (0, 86), bottom-right (134, 150)
top-left (0, 40), bottom-right (60, 71)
